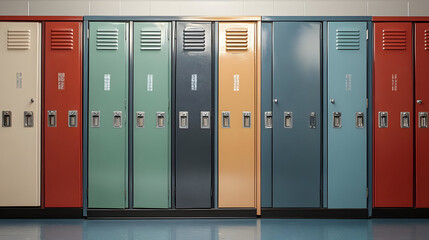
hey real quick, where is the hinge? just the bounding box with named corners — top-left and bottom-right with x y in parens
top-left (366, 29), bottom-right (368, 40)
top-left (125, 26), bottom-right (128, 41)
top-left (367, 188), bottom-right (369, 198)
top-left (87, 28), bottom-right (89, 40)
top-left (366, 98), bottom-right (369, 109)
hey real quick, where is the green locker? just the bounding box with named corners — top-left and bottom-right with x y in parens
top-left (133, 22), bottom-right (171, 208)
top-left (88, 22), bottom-right (129, 208)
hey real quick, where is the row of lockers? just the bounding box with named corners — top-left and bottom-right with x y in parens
top-left (0, 16), bottom-right (428, 217)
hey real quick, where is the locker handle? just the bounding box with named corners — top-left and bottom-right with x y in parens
top-left (157, 112), bottom-right (165, 128)
top-left (243, 112), bottom-right (251, 128)
top-left (284, 112), bottom-right (292, 128)
top-left (333, 112), bottom-right (341, 128)
top-left (222, 111), bottom-right (230, 128)
top-left (136, 112), bottom-right (145, 128)
top-left (201, 111), bottom-right (210, 129)
top-left (91, 111), bottom-right (100, 128)
top-left (400, 112), bottom-right (410, 128)
top-left (24, 111), bottom-right (34, 128)
top-left (419, 112), bottom-right (428, 128)
top-left (48, 110), bottom-right (57, 127)
top-left (265, 111), bottom-right (272, 129)
top-left (2, 111), bottom-right (11, 128)
top-left (378, 112), bottom-right (388, 128)
top-left (68, 110), bottom-right (78, 127)
top-left (356, 112), bottom-right (364, 128)
top-left (113, 111), bottom-right (122, 128)
top-left (179, 111), bottom-right (188, 129)
top-left (310, 112), bottom-right (316, 129)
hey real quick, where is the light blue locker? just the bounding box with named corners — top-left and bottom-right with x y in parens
top-left (327, 22), bottom-right (367, 208)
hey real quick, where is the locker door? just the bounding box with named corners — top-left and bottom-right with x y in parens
top-left (44, 21), bottom-right (82, 208)
top-left (219, 22), bottom-right (256, 208)
top-left (88, 22), bottom-right (129, 208)
top-left (0, 22), bottom-right (41, 206)
top-left (133, 22), bottom-right (171, 208)
top-left (415, 23), bottom-right (429, 208)
top-left (328, 22), bottom-right (367, 208)
top-left (373, 22), bottom-right (413, 207)
top-left (175, 22), bottom-right (212, 208)
top-left (272, 22), bottom-right (322, 208)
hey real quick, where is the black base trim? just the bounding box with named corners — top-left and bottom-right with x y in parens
top-left (87, 208), bottom-right (257, 219)
top-left (261, 208), bottom-right (368, 219)
top-left (372, 208), bottom-right (429, 218)
top-left (0, 207), bottom-right (83, 219)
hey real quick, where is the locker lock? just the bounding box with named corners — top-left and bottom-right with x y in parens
top-left (179, 111), bottom-right (188, 129)
top-left (222, 111), bottom-right (230, 128)
top-left (201, 111), bottom-right (210, 129)
top-left (417, 100), bottom-right (423, 105)
top-left (356, 112), bottom-right (364, 128)
top-left (113, 111), bottom-right (122, 128)
top-left (333, 112), bottom-right (341, 128)
top-left (68, 111), bottom-right (78, 127)
top-left (330, 99), bottom-right (335, 104)
top-left (30, 98), bottom-right (35, 103)
top-left (157, 112), bottom-right (165, 128)
top-left (284, 112), bottom-right (293, 128)
top-left (264, 111), bottom-right (272, 129)
top-left (400, 112), bottom-right (410, 128)
top-left (91, 111), bottom-right (100, 128)
top-left (47, 110), bottom-right (57, 127)
top-left (378, 112), bottom-right (388, 128)
top-left (2, 111), bottom-right (12, 128)
top-left (243, 112), bottom-right (251, 128)
top-left (273, 99), bottom-right (278, 103)
top-left (136, 112), bottom-right (145, 128)
top-left (24, 111), bottom-right (34, 128)
top-left (419, 112), bottom-right (428, 128)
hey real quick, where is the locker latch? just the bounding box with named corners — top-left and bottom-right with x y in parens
top-left (419, 112), bottom-right (428, 128)
top-left (113, 111), bottom-right (122, 128)
top-left (284, 112), bottom-right (292, 128)
top-left (333, 112), bottom-right (341, 128)
top-left (91, 111), bottom-right (100, 128)
top-left (400, 112), bottom-right (410, 128)
top-left (356, 112), bottom-right (364, 128)
top-left (24, 111), bottom-right (34, 128)
top-left (136, 112), bottom-right (145, 128)
top-left (179, 111), bottom-right (188, 129)
top-left (310, 112), bottom-right (316, 129)
top-left (48, 110), bottom-right (57, 127)
top-left (157, 112), bottom-right (165, 128)
top-left (68, 110), bottom-right (78, 127)
top-left (243, 112), bottom-right (251, 128)
top-left (222, 111), bottom-right (230, 128)
top-left (264, 111), bottom-right (272, 129)
top-left (378, 112), bottom-right (388, 128)
top-left (201, 111), bottom-right (210, 129)
top-left (2, 111), bottom-right (11, 128)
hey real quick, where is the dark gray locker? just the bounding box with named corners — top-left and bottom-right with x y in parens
top-left (175, 22), bottom-right (212, 208)
top-left (272, 22), bottom-right (322, 207)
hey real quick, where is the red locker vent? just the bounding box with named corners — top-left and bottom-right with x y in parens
top-left (141, 29), bottom-right (161, 50)
top-left (183, 27), bottom-right (205, 51)
top-left (226, 28), bottom-right (248, 51)
top-left (336, 29), bottom-right (360, 50)
top-left (51, 28), bottom-right (73, 50)
top-left (382, 30), bottom-right (407, 50)
top-left (96, 28), bottom-right (119, 50)
top-left (7, 30), bottom-right (30, 50)
top-left (425, 30), bottom-right (429, 50)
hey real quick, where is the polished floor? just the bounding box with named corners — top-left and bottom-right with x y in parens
top-left (1, 218), bottom-right (429, 240)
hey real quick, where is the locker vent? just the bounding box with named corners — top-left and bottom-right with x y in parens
top-left (226, 28), bottom-right (248, 51)
top-left (51, 28), bottom-right (74, 50)
top-left (382, 30), bottom-right (407, 50)
top-left (425, 30), bottom-right (429, 51)
top-left (7, 30), bottom-right (31, 50)
top-left (336, 29), bottom-right (360, 50)
top-left (183, 27), bottom-right (205, 51)
top-left (141, 29), bottom-right (161, 50)
top-left (96, 28), bottom-right (119, 50)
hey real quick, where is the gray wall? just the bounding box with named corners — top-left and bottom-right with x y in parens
top-left (0, 0), bottom-right (427, 16)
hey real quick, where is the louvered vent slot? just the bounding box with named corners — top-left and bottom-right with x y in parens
top-left (226, 28), bottom-right (248, 51)
top-left (336, 30), bottom-right (360, 50)
top-left (7, 30), bottom-right (31, 50)
top-left (183, 27), bottom-right (205, 51)
top-left (51, 28), bottom-right (73, 50)
top-left (382, 30), bottom-right (407, 50)
top-left (425, 30), bottom-right (429, 51)
top-left (96, 28), bottom-right (119, 50)
top-left (141, 29), bottom-right (161, 50)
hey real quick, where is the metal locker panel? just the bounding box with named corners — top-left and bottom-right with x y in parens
top-left (44, 21), bottom-right (82, 208)
top-left (328, 22), bottom-right (367, 208)
top-left (88, 22), bottom-right (128, 208)
top-left (373, 22), bottom-right (413, 207)
top-left (175, 22), bottom-right (212, 208)
top-left (0, 22), bottom-right (41, 206)
top-left (272, 22), bottom-right (322, 208)
top-left (218, 22), bottom-right (256, 208)
top-left (415, 23), bottom-right (429, 208)
top-left (133, 22), bottom-right (171, 208)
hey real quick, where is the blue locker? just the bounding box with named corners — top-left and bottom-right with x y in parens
top-left (272, 22), bottom-right (322, 208)
top-left (327, 22), bottom-right (367, 208)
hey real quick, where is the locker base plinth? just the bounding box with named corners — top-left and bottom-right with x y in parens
top-left (0, 207), bottom-right (82, 219)
top-left (261, 208), bottom-right (368, 219)
top-left (86, 208), bottom-right (256, 219)
top-left (372, 208), bottom-right (429, 218)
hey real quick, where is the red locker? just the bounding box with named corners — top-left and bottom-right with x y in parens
top-left (415, 23), bottom-right (429, 208)
top-left (373, 22), bottom-right (414, 207)
top-left (44, 21), bottom-right (82, 207)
